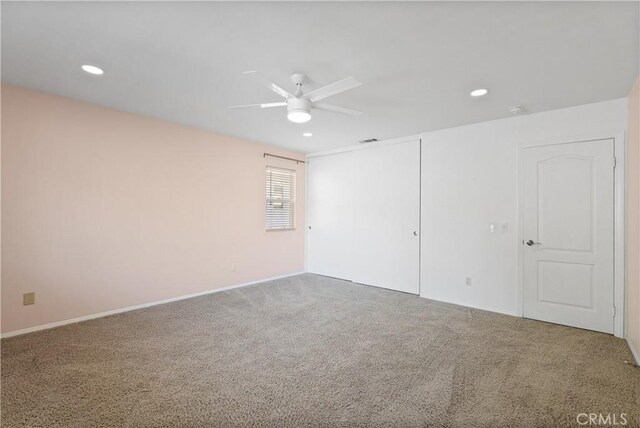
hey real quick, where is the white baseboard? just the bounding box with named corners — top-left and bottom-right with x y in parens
top-left (1, 272), bottom-right (305, 339)
top-left (627, 338), bottom-right (640, 365)
top-left (419, 294), bottom-right (519, 317)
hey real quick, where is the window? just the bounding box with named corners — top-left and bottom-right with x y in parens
top-left (266, 167), bottom-right (295, 230)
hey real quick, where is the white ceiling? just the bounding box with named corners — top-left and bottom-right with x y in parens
top-left (2, 2), bottom-right (638, 153)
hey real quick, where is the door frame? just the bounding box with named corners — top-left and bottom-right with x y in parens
top-left (517, 131), bottom-right (626, 337)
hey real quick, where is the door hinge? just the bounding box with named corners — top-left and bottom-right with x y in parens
top-left (613, 306), bottom-right (616, 317)
top-left (613, 157), bottom-right (617, 168)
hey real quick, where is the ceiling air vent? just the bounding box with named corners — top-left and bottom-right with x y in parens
top-left (359, 138), bottom-right (379, 144)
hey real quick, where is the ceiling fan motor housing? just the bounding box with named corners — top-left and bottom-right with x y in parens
top-left (287, 97), bottom-right (311, 114)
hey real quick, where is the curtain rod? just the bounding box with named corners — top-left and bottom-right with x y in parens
top-left (264, 152), bottom-right (306, 164)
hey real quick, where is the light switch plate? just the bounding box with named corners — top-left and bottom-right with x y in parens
top-left (500, 222), bottom-right (509, 233)
top-left (23, 292), bottom-right (35, 306)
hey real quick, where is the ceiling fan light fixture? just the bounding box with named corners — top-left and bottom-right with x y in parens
top-left (288, 110), bottom-right (311, 123)
top-left (287, 97), bottom-right (312, 123)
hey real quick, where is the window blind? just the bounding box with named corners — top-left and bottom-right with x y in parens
top-left (266, 167), bottom-right (295, 230)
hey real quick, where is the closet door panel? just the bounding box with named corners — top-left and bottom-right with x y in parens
top-left (352, 140), bottom-right (421, 294)
top-left (307, 152), bottom-right (355, 280)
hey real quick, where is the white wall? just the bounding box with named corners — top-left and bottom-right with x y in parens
top-left (420, 98), bottom-right (627, 316)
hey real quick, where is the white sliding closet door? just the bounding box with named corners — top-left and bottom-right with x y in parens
top-left (307, 139), bottom-right (421, 295)
top-left (307, 151), bottom-right (355, 280)
top-left (352, 140), bottom-right (421, 294)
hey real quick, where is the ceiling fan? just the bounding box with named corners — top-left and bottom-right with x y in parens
top-left (229, 71), bottom-right (362, 123)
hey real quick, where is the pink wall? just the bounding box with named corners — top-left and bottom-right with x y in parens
top-left (1, 84), bottom-right (306, 335)
top-left (628, 76), bottom-right (640, 358)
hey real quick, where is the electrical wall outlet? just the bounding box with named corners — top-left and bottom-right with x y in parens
top-left (465, 277), bottom-right (472, 287)
top-left (23, 292), bottom-right (35, 306)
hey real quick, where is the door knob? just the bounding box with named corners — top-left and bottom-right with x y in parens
top-left (413, 231), bottom-right (418, 236)
top-left (526, 240), bottom-right (541, 246)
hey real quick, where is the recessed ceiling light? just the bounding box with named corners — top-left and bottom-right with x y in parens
top-left (303, 132), bottom-right (313, 137)
top-left (81, 65), bottom-right (104, 75)
top-left (470, 88), bottom-right (488, 97)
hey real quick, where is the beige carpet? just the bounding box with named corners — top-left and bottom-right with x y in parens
top-left (1, 274), bottom-right (638, 427)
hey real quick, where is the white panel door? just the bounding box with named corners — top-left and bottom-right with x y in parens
top-left (353, 140), bottom-right (421, 294)
top-left (523, 139), bottom-right (614, 333)
top-left (307, 151), bottom-right (355, 280)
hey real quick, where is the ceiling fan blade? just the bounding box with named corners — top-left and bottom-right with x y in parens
top-left (228, 102), bottom-right (287, 109)
top-left (314, 103), bottom-right (363, 116)
top-left (304, 77), bottom-right (362, 102)
top-left (243, 71), bottom-right (293, 99)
